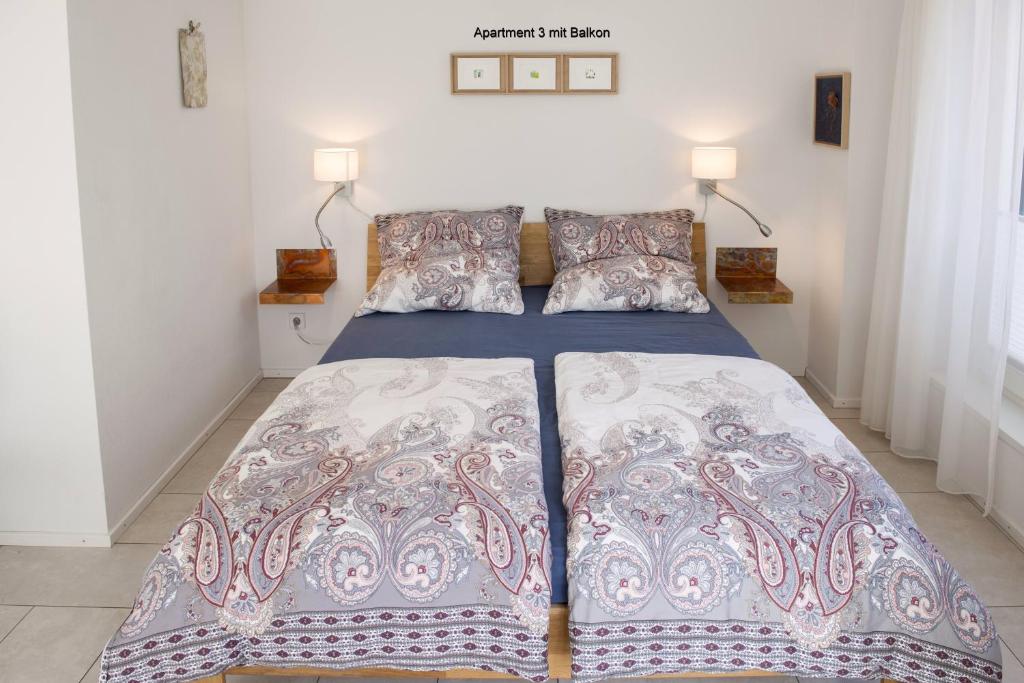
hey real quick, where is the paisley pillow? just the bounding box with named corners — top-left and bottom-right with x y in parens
top-left (356, 206), bottom-right (525, 316)
top-left (542, 254), bottom-right (710, 314)
top-left (544, 207), bottom-right (695, 272)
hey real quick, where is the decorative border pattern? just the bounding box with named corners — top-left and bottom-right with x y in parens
top-left (569, 619), bottom-right (1002, 683)
top-left (102, 606), bottom-right (549, 683)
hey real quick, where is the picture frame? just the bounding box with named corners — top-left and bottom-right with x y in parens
top-left (563, 53), bottom-right (618, 94)
top-left (813, 71), bottom-right (851, 148)
top-left (508, 54), bottom-right (562, 93)
top-left (451, 53), bottom-right (507, 94)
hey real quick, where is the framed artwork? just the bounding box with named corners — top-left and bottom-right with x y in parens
top-left (451, 54), bottom-right (507, 94)
top-left (814, 72), bottom-right (851, 148)
top-left (508, 54), bottom-right (562, 93)
top-left (563, 53), bottom-right (618, 93)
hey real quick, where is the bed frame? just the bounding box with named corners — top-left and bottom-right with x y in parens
top-left (215, 220), bottom-right (892, 682)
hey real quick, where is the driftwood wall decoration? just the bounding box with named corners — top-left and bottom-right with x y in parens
top-left (178, 20), bottom-right (207, 108)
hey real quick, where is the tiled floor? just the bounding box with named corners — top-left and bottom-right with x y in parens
top-left (1, 377), bottom-right (1022, 682)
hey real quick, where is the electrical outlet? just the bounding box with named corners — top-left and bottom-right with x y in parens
top-left (289, 312), bottom-right (306, 330)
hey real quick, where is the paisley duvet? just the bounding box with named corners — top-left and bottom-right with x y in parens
top-left (101, 357), bottom-right (552, 682)
top-left (555, 352), bottom-right (1002, 683)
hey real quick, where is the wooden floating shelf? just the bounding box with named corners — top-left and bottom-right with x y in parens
top-left (715, 247), bottom-right (793, 304)
top-left (259, 248), bottom-right (337, 305)
top-left (259, 277), bottom-right (335, 305)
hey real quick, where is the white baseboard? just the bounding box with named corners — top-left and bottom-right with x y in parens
top-left (0, 530), bottom-right (114, 547)
top-left (105, 371), bottom-right (263, 544)
top-left (804, 367), bottom-right (862, 409)
top-left (966, 493), bottom-right (1024, 553)
top-left (262, 367), bottom-right (306, 378)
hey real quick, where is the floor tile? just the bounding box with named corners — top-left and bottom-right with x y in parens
top-left (1003, 643), bottom-right (1024, 683)
top-left (229, 390), bottom-right (277, 420)
top-left (163, 419), bottom-right (253, 494)
top-left (795, 376), bottom-right (860, 418)
top-left (0, 544), bottom-right (159, 608)
top-left (0, 606), bottom-right (127, 683)
top-left (254, 377), bottom-right (291, 393)
top-left (992, 607), bottom-right (1024, 662)
top-left (832, 418), bottom-right (892, 452)
top-left (902, 492), bottom-right (1024, 607)
top-left (81, 656), bottom-right (101, 683)
top-left (863, 451), bottom-right (938, 493)
top-left (225, 676), bottom-right (318, 683)
top-left (119, 493), bottom-right (200, 544)
top-left (0, 605), bottom-right (30, 642)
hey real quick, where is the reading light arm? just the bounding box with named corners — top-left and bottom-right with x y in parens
top-left (702, 180), bottom-right (773, 238)
top-left (313, 183), bottom-right (348, 250)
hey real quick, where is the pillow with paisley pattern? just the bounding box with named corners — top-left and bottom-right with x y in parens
top-left (544, 207), bottom-right (696, 271)
top-left (356, 206), bottom-right (525, 316)
top-left (543, 255), bottom-right (710, 314)
top-left (542, 208), bottom-right (708, 314)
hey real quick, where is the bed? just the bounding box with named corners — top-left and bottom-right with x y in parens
top-left (101, 221), bottom-right (998, 683)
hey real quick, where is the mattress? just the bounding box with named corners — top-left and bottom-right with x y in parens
top-left (321, 285), bottom-right (759, 603)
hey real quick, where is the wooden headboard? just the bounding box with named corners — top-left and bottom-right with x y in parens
top-left (366, 221), bottom-right (708, 295)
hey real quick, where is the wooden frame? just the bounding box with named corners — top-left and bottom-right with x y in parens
top-left (368, 221), bottom-right (707, 295)
top-left (451, 53), bottom-right (507, 94)
top-left (451, 53), bottom-right (618, 95)
top-left (813, 71), bottom-right (851, 148)
top-left (507, 53), bottom-right (563, 94)
top-left (562, 53), bottom-right (618, 94)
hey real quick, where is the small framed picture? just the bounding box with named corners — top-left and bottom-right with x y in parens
top-left (814, 72), bottom-right (851, 148)
top-left (564, 53), bottom-right (618, 94)
top-left (508, 54), bottom-right (562, 93)
top-left (451, 54), bottom-right (507, 94)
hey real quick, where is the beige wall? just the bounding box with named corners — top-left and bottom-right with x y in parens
top-left (0, 0), bottom-right (108, 544)
top-left (807, 0), bottom-right (904, 406)
top-left (67, 0), bottom-right (260, 535)
top-left (243, 0), bottom-right (904, 377)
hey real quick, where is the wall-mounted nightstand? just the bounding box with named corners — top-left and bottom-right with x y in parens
top-left (715, 247), bottom-right (793, 304)
top-left (259, 249), bottom-right (336, 305)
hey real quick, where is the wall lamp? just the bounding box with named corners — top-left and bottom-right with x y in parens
top-left (691, 147), bottom-right (772, 238)
top-left (313, 147), bottom-right (359, 249)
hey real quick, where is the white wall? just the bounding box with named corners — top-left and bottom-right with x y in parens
top-left (66, 0), bottom-right (260, 535)
top-left (0, 0), bottom-right (109, 544)
top-left (243, 0), bottom-right (901, 376)
top-left (807, 0), bottom-right (904, 405)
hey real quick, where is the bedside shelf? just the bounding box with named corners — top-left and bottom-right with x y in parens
top-left (715, 247), bottom-right (793, 304)
top-left (259, 278), bottom-right (335, 305)
top-left (259, 248), bottom-right (337, 305)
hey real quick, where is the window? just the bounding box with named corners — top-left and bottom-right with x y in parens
top-left (1009, 221), bottom-right (1024, 368)
top-left (1005, 152), bottom-right (1024, 379)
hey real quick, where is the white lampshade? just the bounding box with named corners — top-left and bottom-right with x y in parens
top-left (313, 148), bottom-right (359, 182)
top-left (691, 147), bottom-right (737, 180)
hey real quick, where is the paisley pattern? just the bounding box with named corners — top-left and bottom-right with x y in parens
top-left (556, 352), bottom-right (1002, 683)
top-left (102, 357), bottom-right (551, 682)
top-left (120, 561), bottom-right (176, 638)
top-left (317, 533), bottom-right (382, 604)
top-left (543, 255), bottom-right (710, 314)
top-left (357, 207), bottom-right (525, 316)
top-left (544, 208), bottom-right (696, 271)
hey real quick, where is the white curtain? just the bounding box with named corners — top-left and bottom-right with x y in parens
top-left (861, 0), bottom-right (1024, 511)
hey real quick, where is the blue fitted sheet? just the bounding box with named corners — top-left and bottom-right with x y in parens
top-left (320, 285), bottom-right (758, 603)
